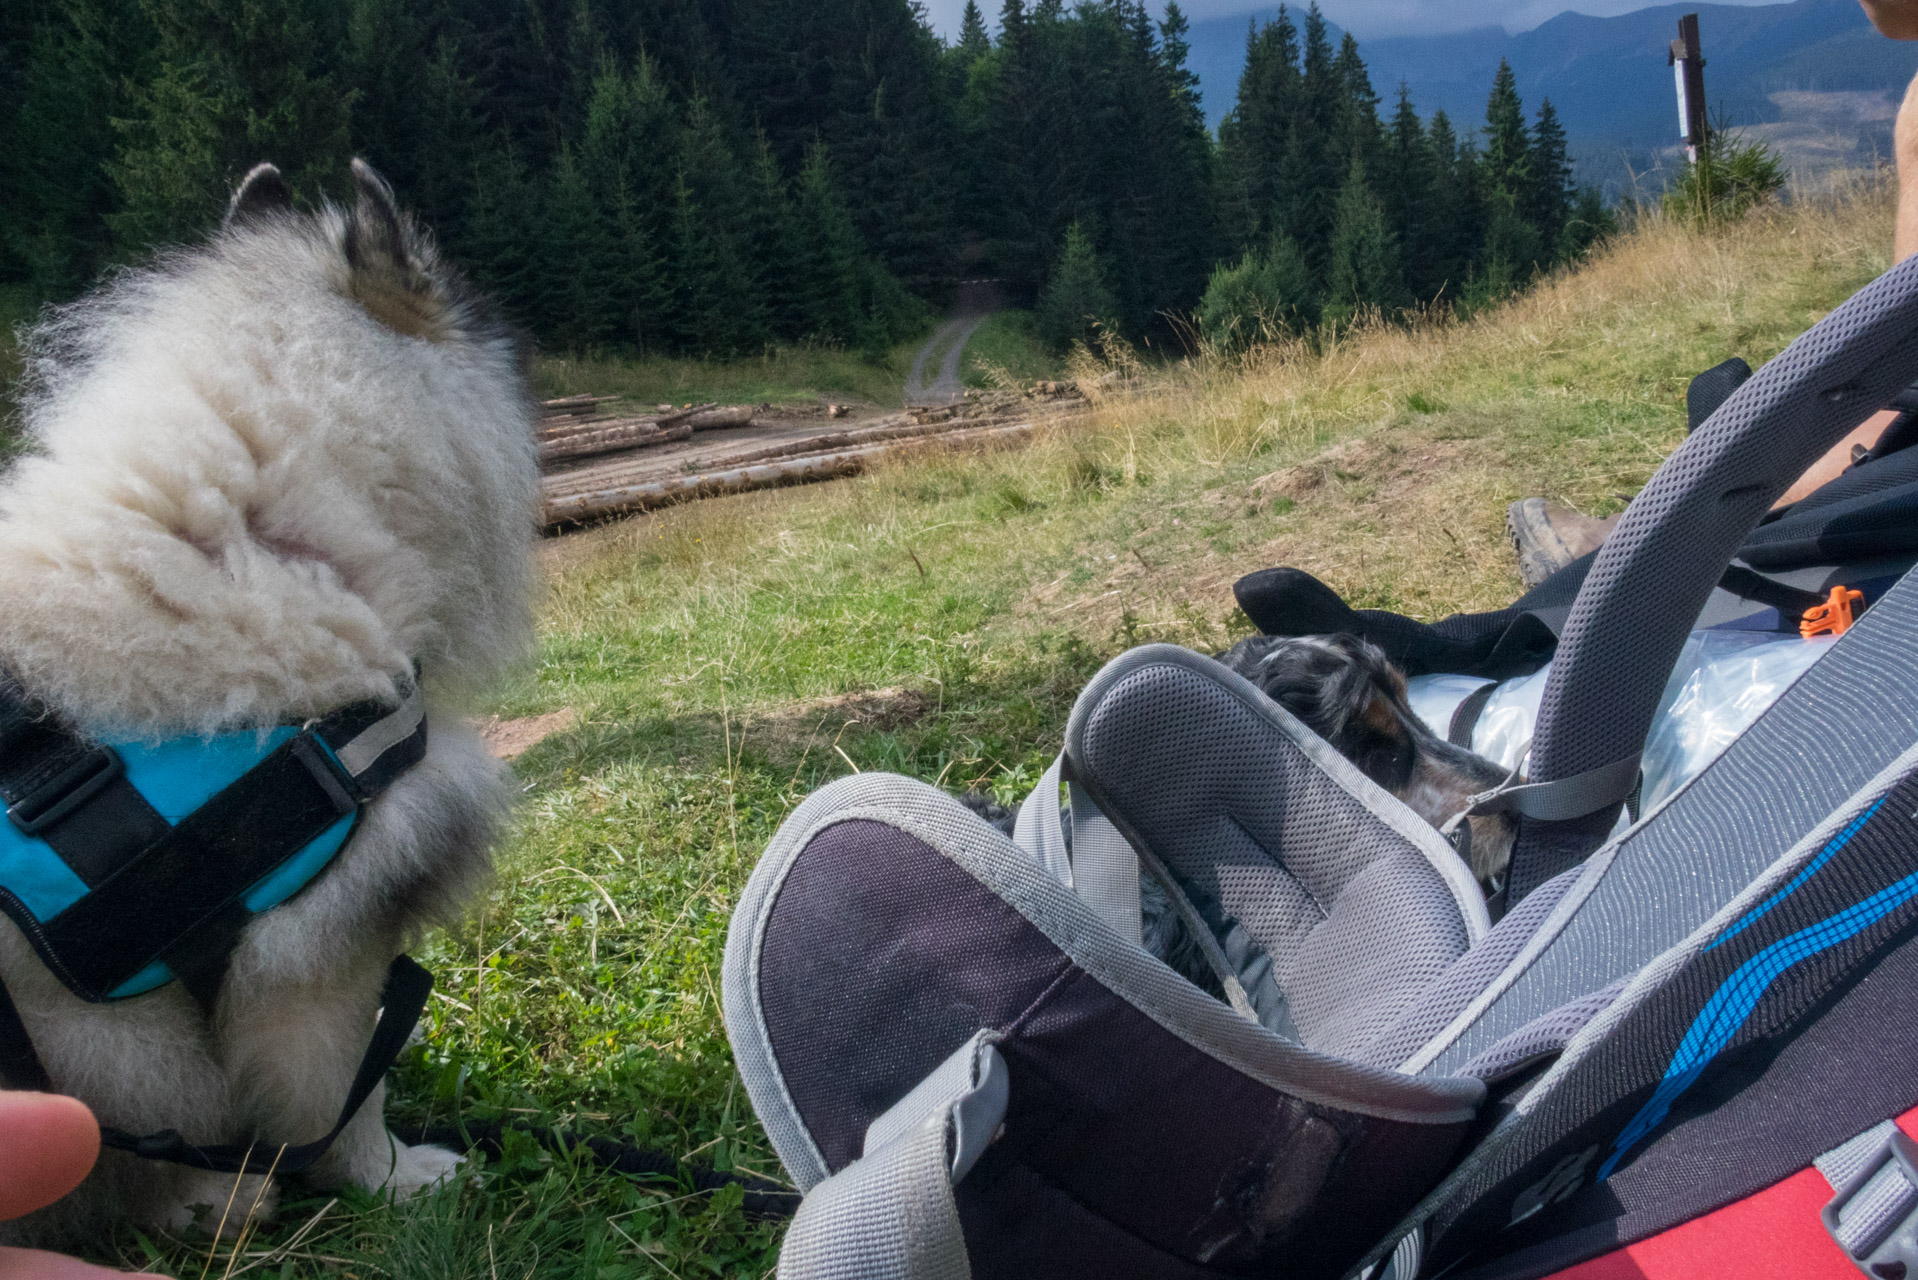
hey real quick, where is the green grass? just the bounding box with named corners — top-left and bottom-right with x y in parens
top-left (73, 181), bottom-right (1903, 1278)
top-left (532, 336), bottom-right (929, 412)
top-left (961, 308), bottom-right (1059, 388)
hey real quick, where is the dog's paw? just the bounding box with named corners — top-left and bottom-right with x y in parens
top-left (379, 1140), bottom-right (466, 1197)
top-left (162, 1172), bottom-right (278, 1238)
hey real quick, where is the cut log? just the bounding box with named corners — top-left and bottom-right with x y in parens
top-left (678, 404), bottom-right (755, 431)
top-left (539, 413), bottom-right (659, 443)
top-left (539, 394), bottom-right (618, 418)
top-left (539, 421), bottom-right (692, 464)
top-left (544, 421), bottom-right (1036, 526)
top-left (687, 415), bottom-right (1026, 471)
top-left (655, 402), bottom-right (720, 428)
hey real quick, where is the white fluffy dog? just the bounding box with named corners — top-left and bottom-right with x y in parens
top-left (0, 160), bottom-right (537, 1240)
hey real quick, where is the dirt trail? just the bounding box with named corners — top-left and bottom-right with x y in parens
top-left (905, 281), bottom-right (1003, 406)
top-left (905, 314), bottom-right (989, 405)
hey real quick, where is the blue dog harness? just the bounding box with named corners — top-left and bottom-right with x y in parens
top-left (0, 671), bottom-right (436, 1175)
top-left (0, 673), bottom-right (428, 1004)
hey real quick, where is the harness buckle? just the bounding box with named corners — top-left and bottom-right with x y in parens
top-left (7, 746), bottom-right (124, 836)
top-left (1802, 585), bottom-right (1865, 639)
top-left (1821, 1126), bottom-right (1918, 1277)
top-left (289, 733), bottom-right (360, 817)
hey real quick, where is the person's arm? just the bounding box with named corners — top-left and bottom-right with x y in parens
top-left (1860, 0), bottom-right (1918, 39)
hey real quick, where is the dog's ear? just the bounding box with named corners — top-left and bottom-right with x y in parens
top-left (224, 163), bottom-right (294, 229)
top-left (343, 158), bottom-right (455, 339)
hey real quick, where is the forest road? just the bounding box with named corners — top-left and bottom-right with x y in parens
top-left (904, 314), bottom-right (989, 405)
top-left (904, 278), bottom-right (1004, 406)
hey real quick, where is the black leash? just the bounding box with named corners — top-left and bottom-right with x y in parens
top-left (1, 957), bottom-right (799, 1215)
top-left (396, 1119), bottom-right (800, 1218)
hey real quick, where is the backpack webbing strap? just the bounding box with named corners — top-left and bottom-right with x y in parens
top-left (1009, 755), bottom-right (1143, 946)
top-left (1460, 754), bottom-right (1643, 825)
top-left (1064, 781), bottom-right (1142, 948)
top-left (86, 954), bottom-right (433, 1176)
top-left (778, 1030), bottom-right (1005, 1280)
top-left (1448, 682), bottom-right (1498, 749)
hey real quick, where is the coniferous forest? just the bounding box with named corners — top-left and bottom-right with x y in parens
top-left (0, 0), bottom-right (1611, 359)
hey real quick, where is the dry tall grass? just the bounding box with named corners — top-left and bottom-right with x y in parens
top-left (868, 177), bottom-right (1898, 641)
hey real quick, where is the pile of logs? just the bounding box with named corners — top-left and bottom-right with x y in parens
top-left (538, 379), bottom-right (1091, 527)
top-left (537, 398), bottom-right (761, 466)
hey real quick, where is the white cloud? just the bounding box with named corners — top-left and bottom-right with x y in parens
top-left (918, 0), bottom-right (1792, 41)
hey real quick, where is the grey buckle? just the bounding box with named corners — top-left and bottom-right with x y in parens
top-left (1822, 1127), bottom-right (1918, 1277)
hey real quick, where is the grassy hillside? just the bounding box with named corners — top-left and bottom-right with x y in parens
top-left (89, 178), bottom-right (1896, 1277)
top-left (531, 337), bottom-right (926, 412)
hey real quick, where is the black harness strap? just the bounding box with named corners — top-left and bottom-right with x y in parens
top-left (0, 676), bottom-right (170, 887)
top-left (37, 731), bottom-right (363, 1000)
top-left (0, 974), bottom-right (50, 1092)
top-left (95, 955), bottom-right (433, 1176)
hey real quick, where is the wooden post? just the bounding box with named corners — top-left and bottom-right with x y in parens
top-left (1669, 14), bottom-right (1708, 164)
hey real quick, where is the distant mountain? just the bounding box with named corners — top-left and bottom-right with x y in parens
top-left (1188, 0), bottom-right (1918, 192)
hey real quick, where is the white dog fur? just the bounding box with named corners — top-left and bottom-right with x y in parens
top-left (0, 160), bottom-right (537, 1241)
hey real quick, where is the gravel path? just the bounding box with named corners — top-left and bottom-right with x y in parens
top-left (905, 312), bottom-right (991, 405)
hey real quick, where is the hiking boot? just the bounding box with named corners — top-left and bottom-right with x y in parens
top-left (1506, 499), bottom-right (1621, 587)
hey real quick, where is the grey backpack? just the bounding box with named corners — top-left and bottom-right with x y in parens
top-left (723, 251), bottom-right (1918, 1280)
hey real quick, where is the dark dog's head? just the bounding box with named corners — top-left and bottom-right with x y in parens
top-left (1218, 633), bottom-right (1517, 892)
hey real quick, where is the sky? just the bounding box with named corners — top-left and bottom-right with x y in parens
top-left (917, 0), bottom-right (1793, 40)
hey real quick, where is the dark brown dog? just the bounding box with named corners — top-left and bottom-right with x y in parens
top-left (1216, 633), bottom-right (1516, 891)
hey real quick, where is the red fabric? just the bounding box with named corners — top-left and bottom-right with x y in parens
top-left (1549, 1107), bottom-right (1918, 1279)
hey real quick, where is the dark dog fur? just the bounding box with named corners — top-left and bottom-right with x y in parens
top-left (1215, 633), bottom-right (1516, 890)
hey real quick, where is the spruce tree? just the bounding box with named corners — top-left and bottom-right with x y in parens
top-left (1331, 32), bottom-right (1381, 179)
top-left (1217, 8), bottom-right (1300, 248)
top-left (675, 97), bottom-right (767, 351)
top-left (538, 145), bottom-right (623, 349)
top-left (5, 0), bottom-right (147, 294)
top-left (669, 168), bottom-right (757, 354)
top-left (1481, 58), bottom-right (1530, 203)
top-left (1558, 185), bottom-right (1616, 262)
top-left (742, 130), bottom-right (802, 340)
top-left (105, 63), bottom-right (232, 251)
top-left (1423, 107), bottom-right (1479, 297)
top-left (1158, 2), bottom-right (1201, 119)
top-left (1323, 154), bottom-right (1403, 326)
top-left (788, 142), bottom-right (865, 344)
top-left (1524, 98), bottom-right (1573, 262)
top-left (1381, 83), bottom-right (1437, 301)
top-left (1280, 4), bottom-right (1340, 275)
top-left (1196, 230), bottom-right (1313, 350)
top-left (956, 1), bottom-right (991, 63)
top-left (109, 0), bottom-right (356, 253)
top-left (579, 57), bottom-right (672, 351)
top-left (460, 140), bottom-right (541, 325)
top-left (1037, 221), bottom-right (1116, 350)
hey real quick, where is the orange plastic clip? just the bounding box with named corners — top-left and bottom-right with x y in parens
top-left (1800, 585), bottom-right (1864, 638)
